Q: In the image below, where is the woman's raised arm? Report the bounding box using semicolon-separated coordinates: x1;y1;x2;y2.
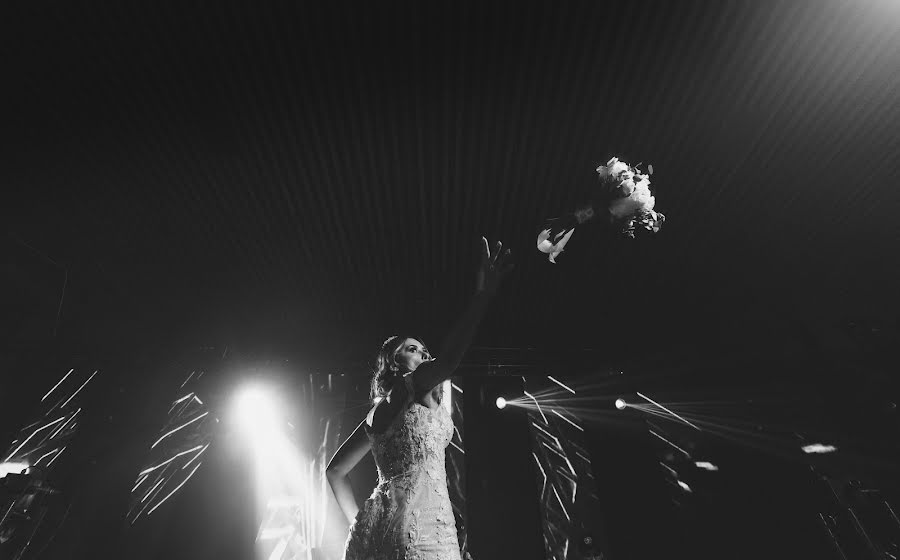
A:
409;237;513;396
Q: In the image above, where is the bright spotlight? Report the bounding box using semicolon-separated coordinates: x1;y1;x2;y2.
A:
0;462;29;479
615;398;627;410
233;385;283;436
495;397;507;410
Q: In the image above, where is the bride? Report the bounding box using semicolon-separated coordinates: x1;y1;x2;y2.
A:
326;237;512;560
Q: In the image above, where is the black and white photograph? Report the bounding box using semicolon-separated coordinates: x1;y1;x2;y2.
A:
3;1;899;559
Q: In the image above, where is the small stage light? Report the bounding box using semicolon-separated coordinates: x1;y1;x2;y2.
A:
615;398;627;410
495;397;507;410
802;443;837;454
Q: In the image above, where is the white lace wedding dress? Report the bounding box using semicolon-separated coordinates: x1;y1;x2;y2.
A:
342;375;461;560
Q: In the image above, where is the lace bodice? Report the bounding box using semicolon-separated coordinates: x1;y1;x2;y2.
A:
369;401;454;482
342;376;461;560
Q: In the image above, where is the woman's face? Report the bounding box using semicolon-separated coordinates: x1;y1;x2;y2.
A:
393;338;431;373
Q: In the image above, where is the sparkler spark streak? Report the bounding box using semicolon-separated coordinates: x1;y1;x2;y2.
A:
539;441;577;477
551;409;584;432
552;484;571;521
150;412;209;449
532;452;547;494
41;369;74;402
636;392;701;431
648;429;690;457
180;371;195;389
659;461;678;477
146;461;203;516
170;392;195;408
46;446;66;467
60;370;98;409
141;478;166;503
523;391;548;423
531;421;557;441
47;408;80;440
140;444;206;476
547;376;576;395
4;416;66;462
449;441;465;454
574;451;591;464
132;474;149;492
34;448;60;466
182;443;210;470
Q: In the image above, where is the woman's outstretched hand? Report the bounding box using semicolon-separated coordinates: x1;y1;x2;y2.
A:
476;236;514;295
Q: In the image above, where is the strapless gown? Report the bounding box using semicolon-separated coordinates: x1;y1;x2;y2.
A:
342;375;461;560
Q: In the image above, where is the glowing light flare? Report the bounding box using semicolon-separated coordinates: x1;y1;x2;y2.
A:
615;398;627;410
802;443;837;454
0;462;30;478
233;386;284;437
496;397;507;409
442;379;452;414
258;526;296;540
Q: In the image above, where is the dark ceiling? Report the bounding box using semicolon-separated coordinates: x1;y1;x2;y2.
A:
4;0;899;376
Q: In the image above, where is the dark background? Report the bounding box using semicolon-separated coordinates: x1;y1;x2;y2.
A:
3;0;899;558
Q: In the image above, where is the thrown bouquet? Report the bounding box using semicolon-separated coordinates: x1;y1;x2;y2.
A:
537;156;666;263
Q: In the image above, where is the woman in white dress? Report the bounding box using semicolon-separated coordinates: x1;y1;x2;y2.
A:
327;238;512;560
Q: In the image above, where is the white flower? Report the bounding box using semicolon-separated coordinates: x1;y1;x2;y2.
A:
609;184;655;219
619;178;636;196
608;159;629;177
